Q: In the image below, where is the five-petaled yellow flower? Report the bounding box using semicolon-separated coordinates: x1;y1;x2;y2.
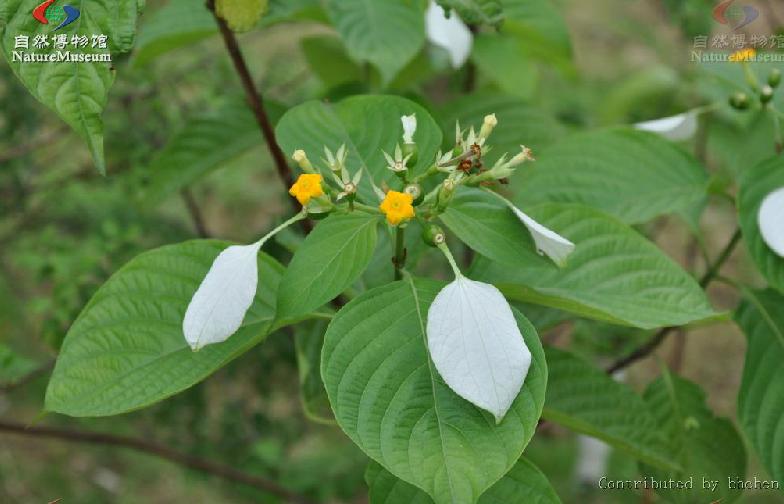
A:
380;190;415;225
289;173;324;205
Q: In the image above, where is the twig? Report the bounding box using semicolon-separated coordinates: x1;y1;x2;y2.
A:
180;188;210;238
0;419;315;504
393;226;406;281
206;0;310;232
606;229;742;374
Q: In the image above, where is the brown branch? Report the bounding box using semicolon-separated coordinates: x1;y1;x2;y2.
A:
180;188;210;238
606;229;742;374
0;419;315;504
206;0;310;232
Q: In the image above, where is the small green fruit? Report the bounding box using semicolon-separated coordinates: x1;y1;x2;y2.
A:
422;224;446;247
729;92;750;110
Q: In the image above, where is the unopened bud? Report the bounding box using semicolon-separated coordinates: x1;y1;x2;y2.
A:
769;68;782;88
292;149;314;173
761;85;775;104
729;92;750;110
479;113;498;140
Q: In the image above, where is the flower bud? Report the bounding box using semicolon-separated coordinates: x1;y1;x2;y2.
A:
402;142;418;166
422;224;446;247
729;92;750;110
760;85;775;104
436;178;457;211
479;113;498;141
292;149;314;173
769;69;782;88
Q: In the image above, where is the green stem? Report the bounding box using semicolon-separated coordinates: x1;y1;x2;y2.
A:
770;105;784;154
393;226;406;281
437;242;463;279
256;211;307;248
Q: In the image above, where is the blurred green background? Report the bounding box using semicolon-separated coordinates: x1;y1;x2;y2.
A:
2;0;784;502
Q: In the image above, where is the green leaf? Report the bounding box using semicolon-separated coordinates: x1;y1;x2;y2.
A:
321;278;547;504
499;0;572;69
301;35;362;90
542;347;677;471
277;213;379;321
45;240;283;417
276;95;443;202
471;33;538;100
132;0;321;66
142;98;284;203
366;457;561;504
738;156;784;293
0;344;39;386
440;187;551;269
471;203;718;329
641;371;747;504
294;319;334;423
132;0;215;67
513;128;709;225
1;0;144;173
435;0;504;25
438;93;565;164
735;288;784;489
325;0;424;85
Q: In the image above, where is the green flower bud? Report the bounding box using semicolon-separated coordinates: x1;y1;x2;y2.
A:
769;69;782;88
422;224;446;247
760;85;775;104
729;92;750;110
402;142;418;167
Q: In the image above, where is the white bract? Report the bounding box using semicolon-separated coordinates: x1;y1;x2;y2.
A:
425;1;472;68
401;114;417;144
427;275;531;423
511;206;575;267
759;187;784;257
183;212;304;351
635;112;698;142
488;190;575;267
183;242;262;351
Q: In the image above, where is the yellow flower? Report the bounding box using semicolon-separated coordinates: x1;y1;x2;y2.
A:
380;191;415;225
289;174;324;205
729;48;756;63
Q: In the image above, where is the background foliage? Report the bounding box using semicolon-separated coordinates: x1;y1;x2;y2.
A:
2;0;784;502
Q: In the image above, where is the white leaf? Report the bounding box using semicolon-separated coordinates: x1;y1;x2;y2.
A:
511;206;576;267
426;277;531;422
183;242;262;351
635;112;698;142
425;1;473;68
759;187;784;257
401;114;417;144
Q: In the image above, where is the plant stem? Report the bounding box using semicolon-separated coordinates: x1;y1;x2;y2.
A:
0;419;315;504
180;188;210;238
437;242;463;279
606;228;742;374
393;226;406;281
206;0;310;231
